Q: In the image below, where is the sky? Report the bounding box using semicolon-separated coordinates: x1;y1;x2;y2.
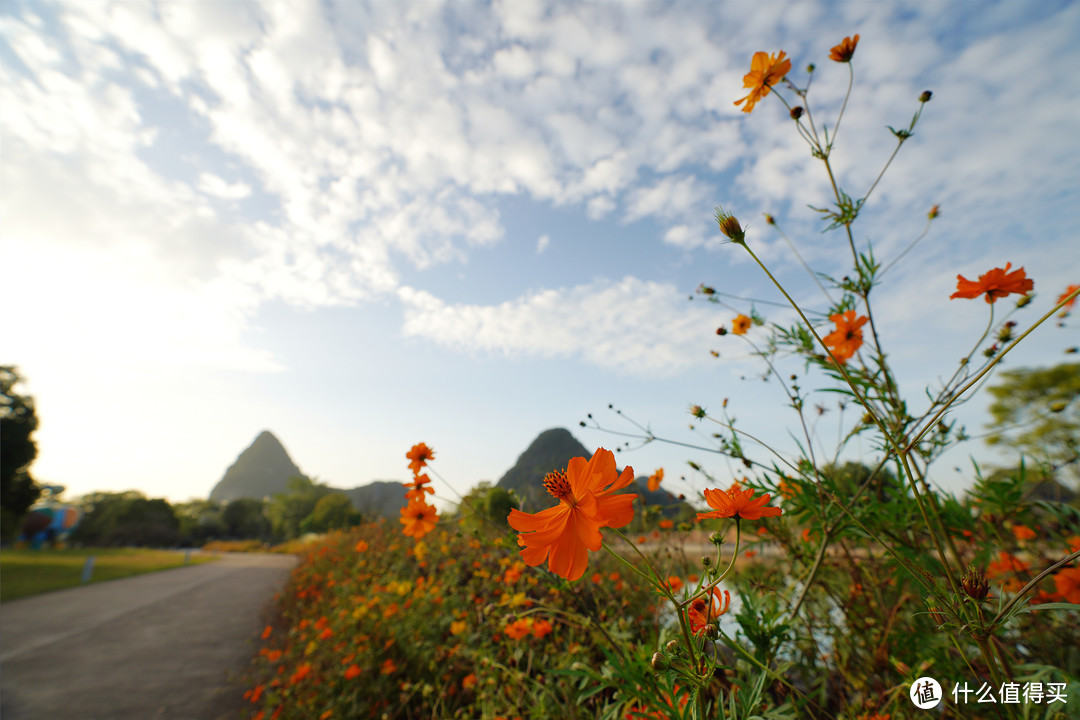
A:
3;1;1078;508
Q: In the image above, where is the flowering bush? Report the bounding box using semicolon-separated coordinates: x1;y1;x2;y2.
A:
242;35;1079;720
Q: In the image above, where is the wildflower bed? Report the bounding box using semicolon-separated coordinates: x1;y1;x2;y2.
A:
243;521;675;720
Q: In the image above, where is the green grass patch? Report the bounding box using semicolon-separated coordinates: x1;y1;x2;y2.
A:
0;548;218;602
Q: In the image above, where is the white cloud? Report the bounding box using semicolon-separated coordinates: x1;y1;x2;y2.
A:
197;173;252;200
536;234;550;254
398;278;718;375
4;0;1078;377
624;174;712;224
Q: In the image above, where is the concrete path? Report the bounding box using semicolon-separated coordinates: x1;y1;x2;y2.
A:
0;552;296;720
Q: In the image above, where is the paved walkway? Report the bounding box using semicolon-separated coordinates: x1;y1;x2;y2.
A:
0;552;296;720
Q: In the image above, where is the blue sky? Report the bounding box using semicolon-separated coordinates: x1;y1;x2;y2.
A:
3;1;1078;506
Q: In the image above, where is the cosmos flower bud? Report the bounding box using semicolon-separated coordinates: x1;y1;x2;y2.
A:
1016;294;1033;308
703;623;719;639
690;405;707;419
928;204;940;219
919;90;933;103
665;640;680;654
651;652;669;671
715;207;746;244
790;106;804;120
961;566;989;602
1050;401;1067;413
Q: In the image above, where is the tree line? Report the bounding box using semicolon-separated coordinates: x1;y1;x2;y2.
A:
2;363;1077;546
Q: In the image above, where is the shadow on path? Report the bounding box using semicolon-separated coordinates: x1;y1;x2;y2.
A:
1;552;296;720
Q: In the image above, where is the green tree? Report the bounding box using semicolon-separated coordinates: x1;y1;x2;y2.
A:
72;491;181;547
1;366;42;539
484;486;520;529
174;499;226;546
302;493;360;534
267;476;334;540
985;362;1080;486
222;497;271;539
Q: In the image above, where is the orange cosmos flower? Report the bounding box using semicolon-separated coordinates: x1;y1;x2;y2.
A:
829;34;860;63
647;468;664;492
503;618;533;640
400;498;438;539
950;263;1034;304
688;587;730;634
404;473;435;502
289;663;312;685
344;664;362;680
732;314;752;335
406;442;435;474
1053;566;1080;604
697;486;782;521
507;448;637;581
822;309;868;364
354;540;369;552
531;618;553;638
1011;524;1036;542
665;575;684;593
1057;284;1079;316
462;673;478;690
659;519;674;530
734;51;792;113
380;658;397;675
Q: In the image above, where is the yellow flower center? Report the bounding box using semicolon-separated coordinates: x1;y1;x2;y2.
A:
543;470;573;501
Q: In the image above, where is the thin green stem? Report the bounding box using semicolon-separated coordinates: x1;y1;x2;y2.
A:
829;64;854;150
906;292;1075;453
683;521;741;608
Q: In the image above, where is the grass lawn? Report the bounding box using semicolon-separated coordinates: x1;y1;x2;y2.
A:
0;547;218;602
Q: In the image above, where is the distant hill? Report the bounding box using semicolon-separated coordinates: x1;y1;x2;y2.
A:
496;428;682;511
209;431;304;503
343;481;408;519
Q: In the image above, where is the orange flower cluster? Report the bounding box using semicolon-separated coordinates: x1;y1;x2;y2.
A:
1053;566;1080;604
735;51;791;113
950;263;1033;304
508;448;637;581
822;309;868;364
401;443;438;539
986;550;1030;593
697;486;782;522
503;616;554;640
